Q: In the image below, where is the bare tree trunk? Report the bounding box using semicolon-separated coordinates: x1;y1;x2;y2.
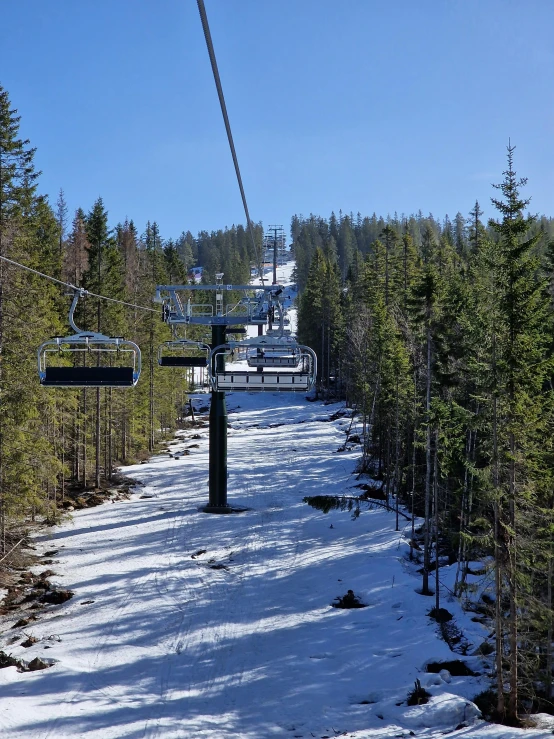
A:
83;389;88;488
492;335;505;717
422;324;432;595
320;322;325;394
507;431;518;722
122;396;127;463
384;428;391;505
149;324;155;452
95;255;101;489
0;190;5;552
394;376;400;532
108;387;113;481
434;428;440;614
74;414;79;481
95;387;101;488
61;414;65;504
547;538;553;703
455;430;471;596
410;370;417;560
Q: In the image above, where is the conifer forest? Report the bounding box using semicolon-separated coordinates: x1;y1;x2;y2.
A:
3;75;554;723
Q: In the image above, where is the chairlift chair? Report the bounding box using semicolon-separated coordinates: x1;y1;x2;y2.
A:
158;339;211;368
210;341;316;392
38;291;141;388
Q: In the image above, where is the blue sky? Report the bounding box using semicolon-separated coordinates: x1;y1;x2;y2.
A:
2;0;553;241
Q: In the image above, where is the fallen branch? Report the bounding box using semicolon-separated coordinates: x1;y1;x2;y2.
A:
0;538;25;565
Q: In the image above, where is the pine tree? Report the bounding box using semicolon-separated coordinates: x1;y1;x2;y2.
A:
56;188;68;264
64;209;89;286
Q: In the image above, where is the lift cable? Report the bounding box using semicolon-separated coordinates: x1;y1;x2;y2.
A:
0;253;158;313
196;0;264;284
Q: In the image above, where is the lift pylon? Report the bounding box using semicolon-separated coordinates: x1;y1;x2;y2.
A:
154;279;315;513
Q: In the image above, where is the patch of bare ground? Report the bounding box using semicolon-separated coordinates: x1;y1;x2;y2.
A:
60;472;142;512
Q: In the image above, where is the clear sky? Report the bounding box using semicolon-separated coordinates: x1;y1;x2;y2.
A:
1;0;553;242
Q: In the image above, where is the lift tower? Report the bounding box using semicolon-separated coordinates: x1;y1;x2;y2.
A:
155;280;294;512
266;225;285;286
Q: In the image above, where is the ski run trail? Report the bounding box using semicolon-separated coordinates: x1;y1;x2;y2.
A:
1;261;554;739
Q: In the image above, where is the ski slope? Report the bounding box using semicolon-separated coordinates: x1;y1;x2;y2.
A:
1;261;553;738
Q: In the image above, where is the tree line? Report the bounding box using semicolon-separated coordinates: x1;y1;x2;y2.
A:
297;150;554;722
0;84;261;551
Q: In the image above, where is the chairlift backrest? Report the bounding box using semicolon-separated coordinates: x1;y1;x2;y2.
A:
42;366;135;387
246;342;301;368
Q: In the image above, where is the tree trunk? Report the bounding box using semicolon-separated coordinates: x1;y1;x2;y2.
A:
434;428;440;614
410;370;417;561
95;388;101;488
149;325;155;452
394;376;400;532
108;387;113;481
547;537;553;703
492;337;505;717
507;431;518;722
422;324;432;595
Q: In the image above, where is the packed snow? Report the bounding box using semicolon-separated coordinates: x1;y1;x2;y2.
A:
1;261;553;738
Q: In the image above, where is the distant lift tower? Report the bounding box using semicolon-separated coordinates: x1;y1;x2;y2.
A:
266;225;285;285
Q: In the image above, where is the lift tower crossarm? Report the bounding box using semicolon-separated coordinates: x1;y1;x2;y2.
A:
155;284;283;293
155;283;286;331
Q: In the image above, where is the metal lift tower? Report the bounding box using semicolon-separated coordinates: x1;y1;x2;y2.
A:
155;279;290;513
265;225;285;285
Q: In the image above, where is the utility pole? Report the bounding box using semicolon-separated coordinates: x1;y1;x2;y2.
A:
95;240;101;488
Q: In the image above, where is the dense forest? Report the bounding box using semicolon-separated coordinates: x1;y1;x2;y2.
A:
296;160;554;721
3;76;554;723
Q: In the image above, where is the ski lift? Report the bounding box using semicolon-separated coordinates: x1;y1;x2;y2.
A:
158;339;211;367
210;341;317;392
38;291;141;387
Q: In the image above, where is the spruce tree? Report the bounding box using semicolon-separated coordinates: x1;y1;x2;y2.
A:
486;144;551;721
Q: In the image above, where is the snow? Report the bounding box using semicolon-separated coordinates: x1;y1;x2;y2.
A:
1;260;553;738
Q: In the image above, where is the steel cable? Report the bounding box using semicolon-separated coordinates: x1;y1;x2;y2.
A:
196;0;265;284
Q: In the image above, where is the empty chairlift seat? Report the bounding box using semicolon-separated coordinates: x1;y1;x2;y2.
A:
246;348;301;368
38;333;141;388
215;370;312;391
157;340;210;368
210;341;317;393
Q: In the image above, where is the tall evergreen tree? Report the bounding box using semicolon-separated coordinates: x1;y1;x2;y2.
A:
486;144;551;721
